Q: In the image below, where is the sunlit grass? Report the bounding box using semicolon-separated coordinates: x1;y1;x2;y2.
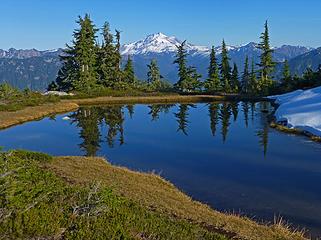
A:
0;150;228;239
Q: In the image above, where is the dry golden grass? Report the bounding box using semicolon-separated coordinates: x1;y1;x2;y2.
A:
47;156;306;240
0;95;234;130
270;122;321;143
66;95;229;106
0;102;79;129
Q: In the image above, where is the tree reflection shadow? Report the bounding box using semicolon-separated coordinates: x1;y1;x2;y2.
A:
69;101;272;156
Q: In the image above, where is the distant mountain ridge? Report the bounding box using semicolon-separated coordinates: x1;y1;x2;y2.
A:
0;33;317;90
0;48;63;59
120;33;313;82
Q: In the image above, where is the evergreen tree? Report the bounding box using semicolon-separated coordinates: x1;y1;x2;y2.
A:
174;41;188;91
249;59;258;95
185;66;202;91
173;41;201;92
241;56;250;94
147;59;162;89
204;46;220;92
114;30;122;83
98;22;118;87
231;63;240;93
55;45;78;91
281;59;292;90
53;15;98;92
47;81;58;91
257;21;275;95
73;14;99;91
123;55;135;84
219;40;231;92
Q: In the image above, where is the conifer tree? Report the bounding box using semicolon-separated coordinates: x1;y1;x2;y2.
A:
174;42;201;92
186;66;202;91
114;30;122;83
52;15;98;92
219;40;231;93
123;55;135;84
249;59;258;94
147;59;162;89
73;14;99;91
98;22;118;87
231;63;240;93
241;56;250;94
204;46;220;92
47;81;58;91
174;41;188;91
55;44;78;91
257;21;275;95
281;59;292;90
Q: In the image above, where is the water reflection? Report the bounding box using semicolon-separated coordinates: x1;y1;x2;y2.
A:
70;108;101;156
208;103;219;136
256;102;274;156
70;105;125;156
69;102;273;156
3;101;321;235
149;104;174;121
174;104;196;135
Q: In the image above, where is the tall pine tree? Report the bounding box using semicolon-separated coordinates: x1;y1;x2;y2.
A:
249;59;258;95
147;59;162;90
257;21;275;95
123;55;135;85
55;44;77;91
219;40;231;93
174;41;188;92
98;22;118;87
241;56;250;94
231;63;240;93
204;46;220;92
53;14;98;92
114;30;122;83
281;59;292;90
73;14;99;91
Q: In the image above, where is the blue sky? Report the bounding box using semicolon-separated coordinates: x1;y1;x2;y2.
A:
1;0;321;50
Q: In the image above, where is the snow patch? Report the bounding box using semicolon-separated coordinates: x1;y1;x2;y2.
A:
268;86;321;137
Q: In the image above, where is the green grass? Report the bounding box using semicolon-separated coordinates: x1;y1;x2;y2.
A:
61;87;178;100
0;84;60;112
0;150;227;239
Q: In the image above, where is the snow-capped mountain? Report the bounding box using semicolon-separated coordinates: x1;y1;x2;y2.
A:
120;34;312;83
120;32;212;56
0;33;315;90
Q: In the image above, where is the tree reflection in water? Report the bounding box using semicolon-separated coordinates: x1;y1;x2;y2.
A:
208;103;219;136
174;104;196;135
69;101;272;156
219;103;232;143
148;104;174;121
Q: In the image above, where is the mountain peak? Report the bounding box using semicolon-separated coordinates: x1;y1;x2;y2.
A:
120;32;181;55
120;32;210;55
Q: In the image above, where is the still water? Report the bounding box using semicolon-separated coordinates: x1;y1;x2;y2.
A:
1;102;321;236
